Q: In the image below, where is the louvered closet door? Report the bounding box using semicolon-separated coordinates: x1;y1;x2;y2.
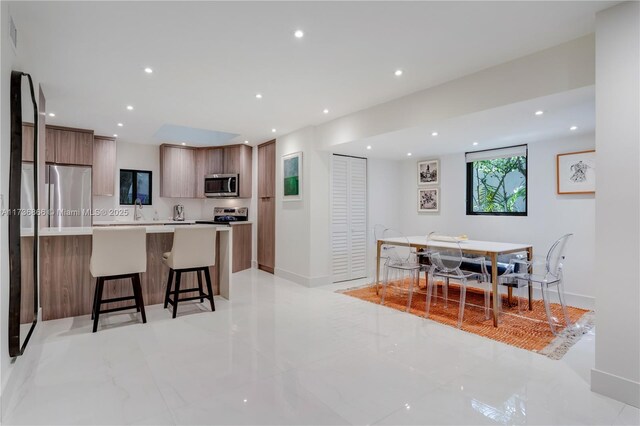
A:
331;155;367;282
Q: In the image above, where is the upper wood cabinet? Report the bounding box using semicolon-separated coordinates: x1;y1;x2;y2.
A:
223;145;252;198
46;125;93;166
22;123;35;162
160;144;197;198
92;136;116;196
258;140;276;198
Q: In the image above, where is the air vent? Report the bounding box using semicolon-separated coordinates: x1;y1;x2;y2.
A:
9;16;17;49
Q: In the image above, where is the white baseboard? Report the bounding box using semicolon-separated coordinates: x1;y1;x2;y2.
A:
591;368;640;408
274;268;330;288
251;260;258;269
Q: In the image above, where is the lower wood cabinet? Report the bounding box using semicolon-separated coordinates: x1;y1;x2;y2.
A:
232;223;252;273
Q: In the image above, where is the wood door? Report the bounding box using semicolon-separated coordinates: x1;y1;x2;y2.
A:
232;223;252;272
53;127;93;166
159;144;197;198
92;136;116;196
205;148;224;174
258;140;276;273
223;145;240;174
22;123;34;162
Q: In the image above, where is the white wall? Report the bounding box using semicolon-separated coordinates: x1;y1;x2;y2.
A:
592;1;640;407
396;134;596;308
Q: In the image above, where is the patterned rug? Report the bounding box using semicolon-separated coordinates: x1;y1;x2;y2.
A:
339;278;594;359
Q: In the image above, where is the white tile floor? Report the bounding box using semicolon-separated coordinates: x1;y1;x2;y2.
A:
3;269;638;425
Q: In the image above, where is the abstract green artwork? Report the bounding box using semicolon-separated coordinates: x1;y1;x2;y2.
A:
282;152;302;200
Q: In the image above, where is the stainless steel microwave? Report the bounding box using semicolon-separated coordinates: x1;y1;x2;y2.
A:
204;174;239;197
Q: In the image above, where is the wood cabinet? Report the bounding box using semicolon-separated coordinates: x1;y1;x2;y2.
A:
160;144;197;198
257;140;276;273
232;223;252;273
223;145;252;198
22;123;34;162
195;148;224;198
45;125;93;166
92;136;116;196
258;140;276;197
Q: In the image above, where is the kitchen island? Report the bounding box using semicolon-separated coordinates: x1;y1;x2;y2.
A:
39;225;231;320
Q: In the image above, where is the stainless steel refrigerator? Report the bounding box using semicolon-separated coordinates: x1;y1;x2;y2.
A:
46;164;92;227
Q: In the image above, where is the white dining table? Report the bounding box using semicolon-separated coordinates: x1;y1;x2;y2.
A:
376;236;533;327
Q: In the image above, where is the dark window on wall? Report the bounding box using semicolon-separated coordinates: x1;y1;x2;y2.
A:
466;145;527;216
119;169;152;205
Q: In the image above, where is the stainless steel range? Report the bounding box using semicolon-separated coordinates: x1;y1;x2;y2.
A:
196;207;248;225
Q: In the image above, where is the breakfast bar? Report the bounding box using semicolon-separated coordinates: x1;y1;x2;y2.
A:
39;225;230;320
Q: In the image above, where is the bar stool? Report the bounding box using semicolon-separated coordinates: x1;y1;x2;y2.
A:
90;227;147;333
163;226;216;318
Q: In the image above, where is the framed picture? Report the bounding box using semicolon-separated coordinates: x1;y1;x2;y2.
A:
557;150;595;194
418;159;439;185
418;187;439;212
282;151;302;201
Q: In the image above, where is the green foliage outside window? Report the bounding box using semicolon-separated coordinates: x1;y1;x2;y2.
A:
470;156;527;214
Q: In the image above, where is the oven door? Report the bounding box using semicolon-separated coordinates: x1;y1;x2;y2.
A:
205;174;238;197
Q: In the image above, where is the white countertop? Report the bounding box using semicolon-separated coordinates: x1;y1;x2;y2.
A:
93;219;198;226
39;224;230;237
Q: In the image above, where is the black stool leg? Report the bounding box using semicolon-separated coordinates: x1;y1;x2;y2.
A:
172;271;182;318
91;278;99;320
197;270;205;303
164;269;174;309
203;267;215;312
92;277;104;333
132;273;147;324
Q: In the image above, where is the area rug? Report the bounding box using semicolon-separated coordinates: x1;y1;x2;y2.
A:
339;279;594;359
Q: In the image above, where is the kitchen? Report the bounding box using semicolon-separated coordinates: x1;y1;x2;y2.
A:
23;120;269;322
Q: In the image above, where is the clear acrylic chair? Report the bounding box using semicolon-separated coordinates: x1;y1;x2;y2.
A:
425;241;491;328
499;234;573;335
379;229;422;312
372;224;390;292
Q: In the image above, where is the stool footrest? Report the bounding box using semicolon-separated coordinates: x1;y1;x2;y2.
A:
100;295;136;304
166;294;211;305
99;305;139;315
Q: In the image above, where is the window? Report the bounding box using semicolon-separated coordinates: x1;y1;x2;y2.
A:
119;169;152;205
466;145;527;216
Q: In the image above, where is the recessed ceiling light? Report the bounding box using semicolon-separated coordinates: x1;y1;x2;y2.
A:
181;142;186;146
431;132;438;137
126;105;134;111
144;67;153;74
473;142;479;146
366;145;372;150
407;152;412;156
394;69;403;77
323;109;329;114
113;134;118;138
117;123;123;127
244;140;249;144
570;126;578;131
271;128;277;133
535;110;544;116
294;30;304;38
48;112;55;117
255;93;262;99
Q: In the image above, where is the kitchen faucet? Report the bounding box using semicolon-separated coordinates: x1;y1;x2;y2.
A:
134;198;143;221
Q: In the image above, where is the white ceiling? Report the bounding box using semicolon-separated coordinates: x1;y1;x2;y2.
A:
10;1;612;146
332;86;595;160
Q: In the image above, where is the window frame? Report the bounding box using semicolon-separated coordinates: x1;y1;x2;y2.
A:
465;144;528;217
119;168;153;206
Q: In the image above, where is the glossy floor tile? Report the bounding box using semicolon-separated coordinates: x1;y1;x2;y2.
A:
3;269;636;425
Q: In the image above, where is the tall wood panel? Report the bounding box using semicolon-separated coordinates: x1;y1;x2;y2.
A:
257;140;276;273
92;136;116;196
